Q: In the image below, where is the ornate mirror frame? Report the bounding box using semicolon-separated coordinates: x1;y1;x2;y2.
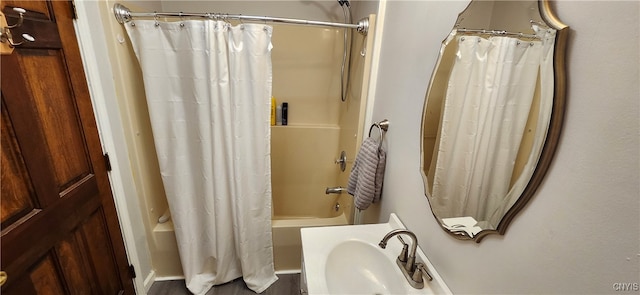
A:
420;0;569;242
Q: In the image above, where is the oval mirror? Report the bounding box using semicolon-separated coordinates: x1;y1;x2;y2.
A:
420;0;569;242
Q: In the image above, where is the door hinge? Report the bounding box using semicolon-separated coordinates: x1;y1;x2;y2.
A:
128;265;136;279
69;0;78;19
103;153;112;171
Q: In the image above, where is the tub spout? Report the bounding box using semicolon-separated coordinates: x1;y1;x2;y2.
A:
325;187;346;194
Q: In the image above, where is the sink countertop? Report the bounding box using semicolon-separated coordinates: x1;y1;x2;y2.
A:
301;213;452;295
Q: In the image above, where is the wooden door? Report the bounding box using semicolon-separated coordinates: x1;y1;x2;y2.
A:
0;0;135;294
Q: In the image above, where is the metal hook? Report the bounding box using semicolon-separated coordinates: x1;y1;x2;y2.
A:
1;29;35;47
222;13;233;27
1;8;35;48
6;7;25;29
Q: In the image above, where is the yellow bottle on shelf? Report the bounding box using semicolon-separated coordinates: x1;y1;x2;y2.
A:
270;96;276;126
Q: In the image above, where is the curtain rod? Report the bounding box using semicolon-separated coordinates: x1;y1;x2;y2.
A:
113;3;369;36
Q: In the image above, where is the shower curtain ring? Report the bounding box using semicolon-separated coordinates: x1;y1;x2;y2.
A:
154;12;159;26
179;12;185;27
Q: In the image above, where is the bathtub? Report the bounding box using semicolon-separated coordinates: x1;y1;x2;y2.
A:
151;124;355;277
272;212;349;272
149;204;351;279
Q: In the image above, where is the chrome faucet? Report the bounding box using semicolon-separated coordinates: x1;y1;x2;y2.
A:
325;186;346;194
379;229;433;289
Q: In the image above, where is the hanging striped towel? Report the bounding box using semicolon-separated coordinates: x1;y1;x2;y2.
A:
347;137;387;210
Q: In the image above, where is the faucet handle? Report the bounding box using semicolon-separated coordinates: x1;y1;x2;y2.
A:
397;236;408;263
412;262;433;283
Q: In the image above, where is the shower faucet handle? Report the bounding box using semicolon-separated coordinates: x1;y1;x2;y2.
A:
334;151;347;172
325;187;346;194
336;151;347;172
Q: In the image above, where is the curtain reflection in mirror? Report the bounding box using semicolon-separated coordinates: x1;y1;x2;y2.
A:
428;27;556;228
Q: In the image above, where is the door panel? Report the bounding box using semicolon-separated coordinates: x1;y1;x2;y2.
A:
30;255;66;295
0;101;37;228
19;49;91;190
54;232;96;295
1;1;134;293
80;209;124;294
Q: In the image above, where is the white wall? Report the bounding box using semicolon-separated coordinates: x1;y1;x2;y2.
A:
371;0;640;294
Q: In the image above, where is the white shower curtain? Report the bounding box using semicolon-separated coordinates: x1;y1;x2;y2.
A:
125;20;277;294
431;34;544;222
486;26;557;226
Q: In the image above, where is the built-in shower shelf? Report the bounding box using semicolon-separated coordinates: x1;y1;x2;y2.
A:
153;219;175;232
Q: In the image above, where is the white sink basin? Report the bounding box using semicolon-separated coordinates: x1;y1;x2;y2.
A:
325;240;405;294
301;214;452;295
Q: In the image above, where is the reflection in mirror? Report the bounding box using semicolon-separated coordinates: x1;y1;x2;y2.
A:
420;0;568;241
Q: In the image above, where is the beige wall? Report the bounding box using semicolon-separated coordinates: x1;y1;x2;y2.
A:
271;125;342;218
269;24;344;219
272;25;342;125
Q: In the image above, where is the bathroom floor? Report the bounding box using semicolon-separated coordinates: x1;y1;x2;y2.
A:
148;274;300;295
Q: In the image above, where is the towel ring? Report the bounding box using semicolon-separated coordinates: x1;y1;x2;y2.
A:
368;119;389;148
